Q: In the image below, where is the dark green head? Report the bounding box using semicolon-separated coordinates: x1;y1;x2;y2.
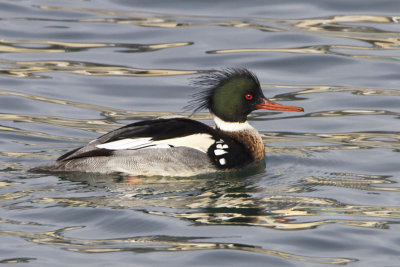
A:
187;68;263;122
186;68;303;123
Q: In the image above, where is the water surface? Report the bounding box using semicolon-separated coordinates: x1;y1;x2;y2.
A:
1;0;400;266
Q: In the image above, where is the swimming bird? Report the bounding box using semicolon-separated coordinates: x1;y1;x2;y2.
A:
35;68;303;176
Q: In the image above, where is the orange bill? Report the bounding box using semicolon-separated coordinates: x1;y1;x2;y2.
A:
255;98;304;112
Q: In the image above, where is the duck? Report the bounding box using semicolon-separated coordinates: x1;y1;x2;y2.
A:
34;68;303;177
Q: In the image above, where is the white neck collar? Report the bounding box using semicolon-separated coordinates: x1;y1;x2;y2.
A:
213;116;254;132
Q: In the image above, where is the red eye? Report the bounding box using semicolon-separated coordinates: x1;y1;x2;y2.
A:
245;94;253;100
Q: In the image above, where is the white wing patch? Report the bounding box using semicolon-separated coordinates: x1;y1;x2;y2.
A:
96;137;153;150
96;134;214;153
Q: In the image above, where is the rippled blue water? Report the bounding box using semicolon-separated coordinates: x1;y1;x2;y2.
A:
1;0;400;266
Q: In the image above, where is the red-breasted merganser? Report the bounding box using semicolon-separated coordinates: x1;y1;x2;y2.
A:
34;68;303;176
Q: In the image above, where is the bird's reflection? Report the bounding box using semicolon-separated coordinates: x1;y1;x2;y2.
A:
49;159;400;231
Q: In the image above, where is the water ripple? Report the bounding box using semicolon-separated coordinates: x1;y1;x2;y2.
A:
208;45;400;63
0;60;197;78
0;225;356;264
0;39;193;53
